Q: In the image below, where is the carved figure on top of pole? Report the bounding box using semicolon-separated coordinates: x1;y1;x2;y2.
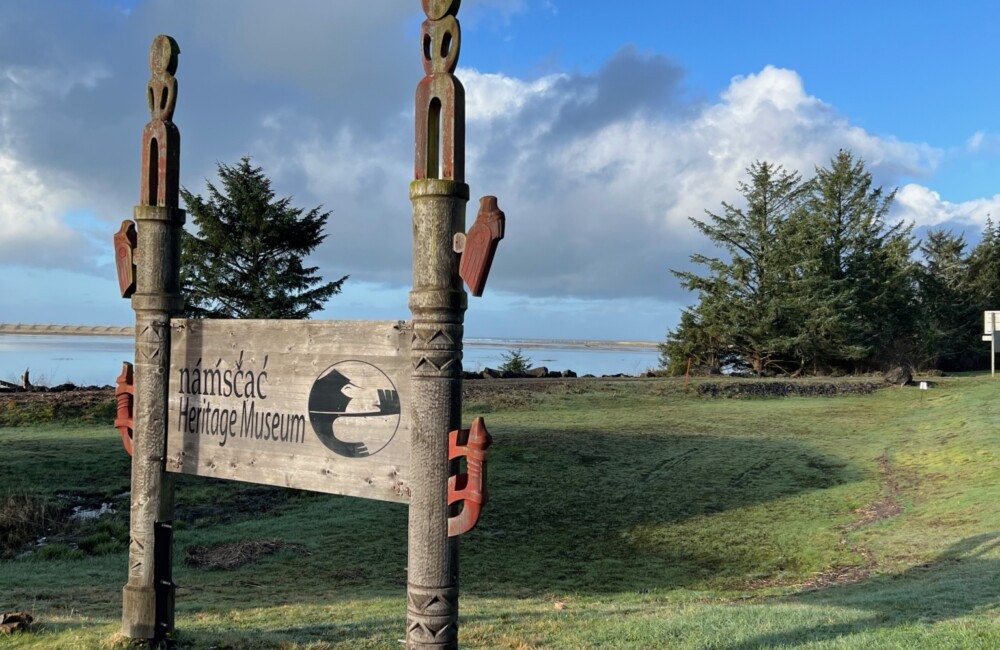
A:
121;34;185;643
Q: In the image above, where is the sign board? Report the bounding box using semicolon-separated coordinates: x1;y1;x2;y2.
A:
983;311;1000;341
165;319;412;503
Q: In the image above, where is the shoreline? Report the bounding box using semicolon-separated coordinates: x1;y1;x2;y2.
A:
0;324;660;351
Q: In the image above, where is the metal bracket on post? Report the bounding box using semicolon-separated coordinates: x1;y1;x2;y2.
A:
447;417;492;537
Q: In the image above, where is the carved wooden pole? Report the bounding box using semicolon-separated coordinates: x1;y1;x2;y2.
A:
407;1;467;647
122;34;184;642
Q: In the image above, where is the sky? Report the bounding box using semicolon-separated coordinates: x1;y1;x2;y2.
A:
1;0;999;342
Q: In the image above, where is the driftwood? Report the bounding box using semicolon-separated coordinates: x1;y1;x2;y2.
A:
0;611;33;634
0;379;24;392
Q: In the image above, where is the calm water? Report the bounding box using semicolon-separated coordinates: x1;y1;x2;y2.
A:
0;335;660;387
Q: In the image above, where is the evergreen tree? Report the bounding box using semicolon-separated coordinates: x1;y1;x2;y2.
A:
915;229;980;370
967;218;1000;311
790;150;914;372
659;302;740;375
966;218;1000;368
180;157;347;319
666;161;806;374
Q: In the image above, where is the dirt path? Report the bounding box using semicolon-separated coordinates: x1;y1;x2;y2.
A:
799;449;904;590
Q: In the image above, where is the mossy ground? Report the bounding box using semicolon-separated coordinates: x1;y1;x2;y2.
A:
1;376;996;648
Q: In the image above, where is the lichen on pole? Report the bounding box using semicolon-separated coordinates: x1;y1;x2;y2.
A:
407;0;468;647
121;33;185;642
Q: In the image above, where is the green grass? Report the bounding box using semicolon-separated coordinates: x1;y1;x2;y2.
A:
1;376;997;648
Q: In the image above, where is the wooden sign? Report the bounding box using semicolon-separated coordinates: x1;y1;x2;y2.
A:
165;319;413;503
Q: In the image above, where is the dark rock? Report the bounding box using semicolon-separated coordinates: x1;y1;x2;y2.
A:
547;371;562;378
463;371;480;380
883;366;912;386
561;370;577;378
501;370;520;379
50;383;77;393
481;368;501;379
697;381;883;399
526;367;549;378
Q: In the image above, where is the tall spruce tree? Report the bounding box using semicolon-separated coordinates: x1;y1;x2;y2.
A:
967;218;1000;312
916;229;980;370
789;150;915;372
180;157;347;319
665;161;806;374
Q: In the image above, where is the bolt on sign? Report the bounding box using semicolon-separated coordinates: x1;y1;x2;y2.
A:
165;319;413;503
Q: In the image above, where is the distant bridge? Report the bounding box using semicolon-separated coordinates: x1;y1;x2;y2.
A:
0;324;132;337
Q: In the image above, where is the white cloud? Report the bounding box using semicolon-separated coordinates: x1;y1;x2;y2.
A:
965;130;1000;155
0;151;94;269
893;183;1000;228
445;63;942;299
0;2;961;308
464;70;565;123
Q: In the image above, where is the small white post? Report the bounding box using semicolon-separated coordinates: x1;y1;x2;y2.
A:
992;313;996;378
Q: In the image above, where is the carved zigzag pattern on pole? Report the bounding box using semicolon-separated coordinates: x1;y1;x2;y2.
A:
412;328;461;371
407;589;458;641
413;355;458;371
411;328;456;346
407;591;457;613
406;620;455;642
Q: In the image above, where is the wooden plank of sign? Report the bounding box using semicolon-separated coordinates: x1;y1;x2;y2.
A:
165;319;413;503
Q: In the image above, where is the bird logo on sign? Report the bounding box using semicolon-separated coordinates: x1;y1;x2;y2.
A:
308;361;401;458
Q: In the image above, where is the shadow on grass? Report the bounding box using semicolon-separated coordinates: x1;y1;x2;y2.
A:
725;534;1000;650
4;419;871;640
460;424;864;595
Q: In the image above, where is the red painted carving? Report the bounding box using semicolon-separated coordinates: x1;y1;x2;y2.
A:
415;0;464;181
140;35;181;208
114;220;138;298
460;196;505;296
115;362;135;456
447;417;492;537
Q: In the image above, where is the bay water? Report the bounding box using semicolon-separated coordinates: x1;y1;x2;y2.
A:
0;334;660;387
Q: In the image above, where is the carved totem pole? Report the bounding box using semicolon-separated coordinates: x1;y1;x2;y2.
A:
408;0;505;645
120;34;184;642
407;1;467;646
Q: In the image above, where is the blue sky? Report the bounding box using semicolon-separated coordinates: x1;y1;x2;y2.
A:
1;1;998;342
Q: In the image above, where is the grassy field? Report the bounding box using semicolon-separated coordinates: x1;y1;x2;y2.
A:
0;376;997;649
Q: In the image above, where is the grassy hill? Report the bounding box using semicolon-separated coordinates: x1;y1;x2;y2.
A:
1;376;997;648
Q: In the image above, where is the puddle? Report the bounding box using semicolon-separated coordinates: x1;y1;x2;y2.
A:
70;502;116;520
